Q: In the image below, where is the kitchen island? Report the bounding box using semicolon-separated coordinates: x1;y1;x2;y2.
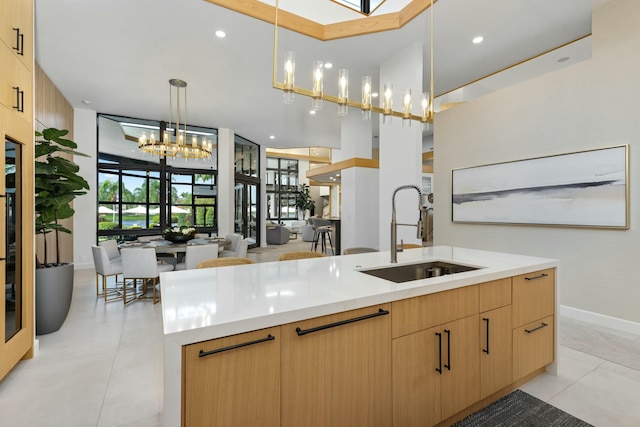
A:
161;246;558;427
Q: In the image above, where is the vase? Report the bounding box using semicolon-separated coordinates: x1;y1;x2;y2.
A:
164;234;195;243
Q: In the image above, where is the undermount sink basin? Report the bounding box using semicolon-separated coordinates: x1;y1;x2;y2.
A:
359;261;482;283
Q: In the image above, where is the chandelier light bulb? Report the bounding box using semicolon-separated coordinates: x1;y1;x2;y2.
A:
337;68;349;117
361;76;372;121
312;60;323;111
402;88;412;127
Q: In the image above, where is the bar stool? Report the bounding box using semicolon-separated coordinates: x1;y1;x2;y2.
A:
310;218;334;255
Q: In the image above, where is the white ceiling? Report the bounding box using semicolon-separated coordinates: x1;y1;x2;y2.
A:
34;0;612;150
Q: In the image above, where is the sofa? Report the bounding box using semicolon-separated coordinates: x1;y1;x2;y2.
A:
266;224;290;245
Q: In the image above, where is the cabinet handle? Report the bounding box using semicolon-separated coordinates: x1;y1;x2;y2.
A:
525;322;548;334
444;329;451;371
295;308;389;336
13;28;24;56
13;87;24;112
524;273;548;281
198;334;275;358
435;332;442;374
482;317;490;354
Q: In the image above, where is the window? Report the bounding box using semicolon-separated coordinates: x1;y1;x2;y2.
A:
266;157;299;221
97;114;219;240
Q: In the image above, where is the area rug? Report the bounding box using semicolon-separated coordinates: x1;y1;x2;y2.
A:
452;390;593;427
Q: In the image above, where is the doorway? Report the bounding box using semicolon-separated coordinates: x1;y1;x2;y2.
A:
234;179;259;247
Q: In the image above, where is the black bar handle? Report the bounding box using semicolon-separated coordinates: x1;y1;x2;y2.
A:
13;87;24;112
444;329;451;370
295;308;389;336
482;317;490;354
525;273;548;281
198;334;275;358
435;332;442;374
525;322;548;334
13;28;23;55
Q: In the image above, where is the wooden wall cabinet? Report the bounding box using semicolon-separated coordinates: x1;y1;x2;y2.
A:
0;0;34;382
0;0;33;70
281;305;392;427
182;327;281;427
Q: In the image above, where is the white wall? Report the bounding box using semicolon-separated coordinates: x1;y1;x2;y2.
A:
73;108;98;269
435;0;640;323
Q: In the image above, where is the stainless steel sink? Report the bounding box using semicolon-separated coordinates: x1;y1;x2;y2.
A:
358;261;482;283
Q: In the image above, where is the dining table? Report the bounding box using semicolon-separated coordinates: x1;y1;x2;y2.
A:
119;237;231;262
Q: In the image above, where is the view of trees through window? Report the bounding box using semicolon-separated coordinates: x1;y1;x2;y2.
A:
97;114;218;240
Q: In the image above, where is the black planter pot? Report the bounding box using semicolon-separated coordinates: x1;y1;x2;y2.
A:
35;263;74;335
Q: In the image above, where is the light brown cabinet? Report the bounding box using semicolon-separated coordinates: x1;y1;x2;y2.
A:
182;327;281;427
0;0;33;71
180;270;556;427
281;305;392;427
0;0;34;382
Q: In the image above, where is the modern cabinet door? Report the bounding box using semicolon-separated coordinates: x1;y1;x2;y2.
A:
393;326;441;427
393;315;480;427
182;327;281;427
440;315;480;421
281;305;392;427
0;0;33;70
480;305;512;398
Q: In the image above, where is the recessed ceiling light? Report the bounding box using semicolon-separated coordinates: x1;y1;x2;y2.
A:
269;135;275;140
324;62;333;69
215;30;226;38
336;173;340;177
472;36;484;44
372;92;379;98
82;100;92;105
309;110;316;115
557;56;570;63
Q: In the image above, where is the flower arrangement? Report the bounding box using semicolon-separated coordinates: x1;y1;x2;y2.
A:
163;226;196;242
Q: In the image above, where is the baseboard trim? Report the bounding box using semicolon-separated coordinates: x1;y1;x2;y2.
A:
560;305;640;336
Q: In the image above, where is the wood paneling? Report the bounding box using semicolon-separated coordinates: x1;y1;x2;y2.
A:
34;62;74;264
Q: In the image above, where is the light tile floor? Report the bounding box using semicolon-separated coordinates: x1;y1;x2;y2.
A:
0;239;638;426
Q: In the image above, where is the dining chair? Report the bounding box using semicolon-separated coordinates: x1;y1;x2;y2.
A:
175;244;219;271
219;234;244;258
279;251;324;261
342;247;379;255
120;248;174;304
137;235;177;265
98;239;121;262
196;257;255;269
91;245;123;301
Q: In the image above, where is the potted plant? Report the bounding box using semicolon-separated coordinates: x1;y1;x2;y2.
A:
295;183;315;220
35;128;90;335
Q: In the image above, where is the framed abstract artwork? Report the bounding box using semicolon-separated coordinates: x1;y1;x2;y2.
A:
451;145;629;228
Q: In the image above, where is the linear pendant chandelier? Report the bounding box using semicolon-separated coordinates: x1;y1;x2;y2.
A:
272;0;435;125
138;79;213;159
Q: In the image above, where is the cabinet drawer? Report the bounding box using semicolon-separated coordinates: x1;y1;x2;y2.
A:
512;269;554;328
183;327;281;427
392;286;478;338
513;315;554;381
479;277;511;312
